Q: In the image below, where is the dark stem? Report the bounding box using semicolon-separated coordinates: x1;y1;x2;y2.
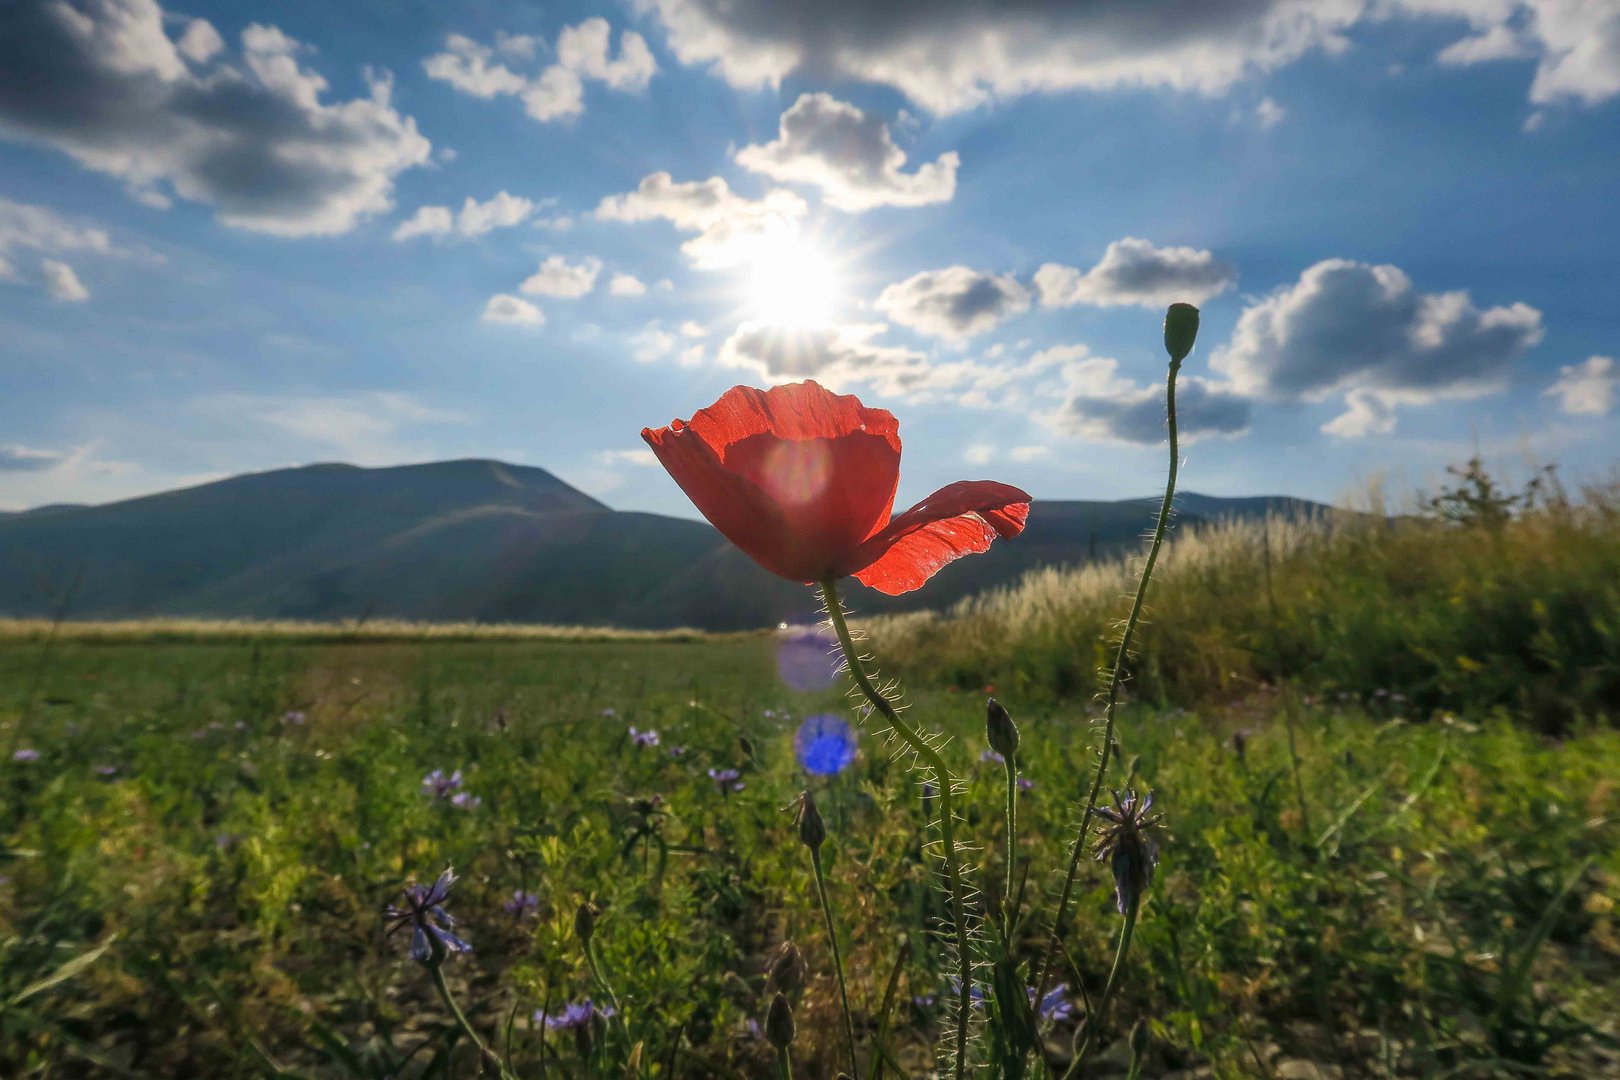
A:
810;846;861;1079
1064;897;1139;1080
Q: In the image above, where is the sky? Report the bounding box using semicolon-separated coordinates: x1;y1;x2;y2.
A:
1;0;1618;518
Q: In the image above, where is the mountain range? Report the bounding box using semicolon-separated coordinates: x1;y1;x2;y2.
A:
0;460;1326;630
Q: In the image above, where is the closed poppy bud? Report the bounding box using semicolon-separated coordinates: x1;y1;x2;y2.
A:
796;791;825;851
766;992;796;1049
1164;303;1200;365
574;901;596;944
766;941;807;995
986;697;1019;759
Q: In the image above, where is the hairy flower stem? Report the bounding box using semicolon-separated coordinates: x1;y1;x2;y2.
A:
1003;756;1020;937
426;939;518;1080
1064;896;1139;1080
810;846;861;1079
822;580;973;1080
1032;349;1183;1016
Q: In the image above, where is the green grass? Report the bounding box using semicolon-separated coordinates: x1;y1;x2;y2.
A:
3;627;1618;1077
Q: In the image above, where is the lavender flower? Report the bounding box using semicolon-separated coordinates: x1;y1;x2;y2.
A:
629;726;660;748
1093;788;1164;914
450;791;481;811
707;767;744;792
1030;983;1074;1023
979;748;1005;765
12;748;39;762
384;868;471;964
539;999;615;1030
422;768;463;800
1017;776;1035;792
948;977;988;1010
503;890;540;917
795;714;857;776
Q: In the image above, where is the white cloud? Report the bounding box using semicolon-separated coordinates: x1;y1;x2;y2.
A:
424;19;656;124
0;445;68;472
41;260;89;301
393;191;535;241
1396;0;1620;107
631;328;677;363
190;391;469;466
963;443;995;465
176;18;224;64
1009;445;1051;462
1255;96;1288;127
608;272;647;296
1321;388;1398;437
679;320;707;337
875;266;1030;338
0;0;431;236
735;93;958;211
1543;355;1618;415
1211;258;1544;435
595;172;807;269
520;255;601;298
1050;356;1252;444
1036;237;1236;309
599;448;658;466
482;294;545;325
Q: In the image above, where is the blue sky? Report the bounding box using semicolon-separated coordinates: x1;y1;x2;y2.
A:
2;0;1618;517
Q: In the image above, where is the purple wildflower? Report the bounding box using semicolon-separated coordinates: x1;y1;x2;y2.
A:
384;868;471;964
979;748;1005;765
1017;777;1035;792
707;767;744;792
1093;789;1164;914
422;769;463;800
1029;983;1074;1023
667;745;687;758
282;710;307;725
13;748;39;762
795;714;857;776
948;977;988;1010
450;791;482;810
540;999;615;1031
503;890;540;917
911;993;938;1010
629;726;660;748
94;763;120;777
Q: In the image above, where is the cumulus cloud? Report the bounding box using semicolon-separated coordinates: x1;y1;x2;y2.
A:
735;93;958;211
0;445;68;472
1395;0;1620;107
599;448;658;466
424;18;655;124
482;294;544;325
1321;388;1398;437
1543;355;1618;416
1036;237;1236;309
520;255;601;298
1211;258;1544;435
875;266;1031;338
608;272;647;296
1051;355;1252;444
718;321;933;393
595;172;807;269
631;328;677;363
644;0;1362;114
40;259;89;301
1255;96;1288;127
393;191;535;241
0;0;431;236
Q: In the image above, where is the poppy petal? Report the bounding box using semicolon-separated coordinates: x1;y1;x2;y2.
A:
842;481;1031;595
643;381;902;582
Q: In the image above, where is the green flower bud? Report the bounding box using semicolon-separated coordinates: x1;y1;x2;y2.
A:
766;940;807;995
765;992;796;1049
796;791;825;851
1164;303;1200;365
986;697;1019;759
574;901;596;944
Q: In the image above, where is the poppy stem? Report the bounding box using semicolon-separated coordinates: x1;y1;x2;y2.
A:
822;580;975;1080
809;845;861;1080
1032;326;1186;1028
1003;754;1019;937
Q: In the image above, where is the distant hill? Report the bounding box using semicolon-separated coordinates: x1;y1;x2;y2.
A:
0;460;1331;630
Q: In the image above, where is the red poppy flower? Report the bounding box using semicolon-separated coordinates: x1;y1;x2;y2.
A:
642;380;1031;595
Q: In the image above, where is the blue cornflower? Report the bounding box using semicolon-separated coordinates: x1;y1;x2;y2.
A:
795;714;857;776
1029;983;1074;1023
707;767;744;792
1017;776;1035;792
503;890;540;917
384;868;471;964
948;977;988;1010
629;726;660;748
1093;789;1164;914
450;790;481;810
979;748;1005;765
540;999;615;1030
422;768;462;800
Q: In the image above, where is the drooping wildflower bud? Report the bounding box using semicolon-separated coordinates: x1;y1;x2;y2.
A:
1163;302;1200;365
765;992;796;1049
1092;788;1165;915
574;901;596;944
766;941;807;995
796;790;825;851
986;697;1019;760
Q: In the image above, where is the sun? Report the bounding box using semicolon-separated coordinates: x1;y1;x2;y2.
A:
743;231;843;329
